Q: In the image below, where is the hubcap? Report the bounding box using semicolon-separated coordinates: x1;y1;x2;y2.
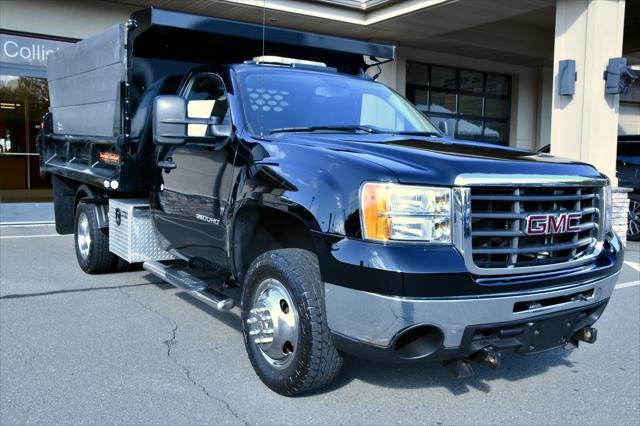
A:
77;212;91;259
246;278;298;369
628;200;640;238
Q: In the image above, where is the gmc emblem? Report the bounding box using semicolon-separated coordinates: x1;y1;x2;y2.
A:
525;212;582;235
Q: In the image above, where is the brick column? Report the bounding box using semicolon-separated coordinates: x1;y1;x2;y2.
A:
612;187;632;245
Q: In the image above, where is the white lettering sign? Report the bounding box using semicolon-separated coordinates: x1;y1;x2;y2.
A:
0;33;72;67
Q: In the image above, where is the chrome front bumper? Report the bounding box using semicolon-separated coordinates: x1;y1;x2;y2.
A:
325;271;620;349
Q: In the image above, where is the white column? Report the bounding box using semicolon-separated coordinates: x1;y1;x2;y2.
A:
369;57;401;93
550;0;626;184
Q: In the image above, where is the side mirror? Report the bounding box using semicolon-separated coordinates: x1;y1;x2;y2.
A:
153;95;232;146
210;124;231;138
437;120;449;135
153;95;188;146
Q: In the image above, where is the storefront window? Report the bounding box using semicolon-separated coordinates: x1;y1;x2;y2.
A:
406;61;511;145
0;33;73;202
0;75;51;199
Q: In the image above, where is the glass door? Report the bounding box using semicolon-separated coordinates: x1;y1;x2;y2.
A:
0;75;51;202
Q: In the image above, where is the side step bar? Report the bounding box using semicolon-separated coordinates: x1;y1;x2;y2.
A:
143;261;234;311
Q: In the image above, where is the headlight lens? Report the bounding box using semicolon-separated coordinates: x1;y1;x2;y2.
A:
604;184;613;234
360;182;452;243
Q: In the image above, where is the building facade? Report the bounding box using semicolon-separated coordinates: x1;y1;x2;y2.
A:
0;0;638;203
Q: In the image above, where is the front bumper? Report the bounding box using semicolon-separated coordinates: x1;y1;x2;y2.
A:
325;270;620;362
312;231;623;298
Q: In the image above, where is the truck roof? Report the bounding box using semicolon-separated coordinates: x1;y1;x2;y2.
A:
228;61;368;79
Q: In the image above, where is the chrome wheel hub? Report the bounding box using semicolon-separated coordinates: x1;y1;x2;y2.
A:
77;212;91;259
246;278;298;369
628;200;640;238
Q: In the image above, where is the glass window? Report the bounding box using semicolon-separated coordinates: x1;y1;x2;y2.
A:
0;75;51;197
485;98;509;119
413;89;428;112
484;121;509;142
361;94;401;130
429;91;456;114
237;68;439;136
459;95;483;116
486;73;509;95
457;118;484;140
186;73;229;136
428;115;455;137
460;70;483;92
430;66;457;89
406;62;429;86
406;61;511;145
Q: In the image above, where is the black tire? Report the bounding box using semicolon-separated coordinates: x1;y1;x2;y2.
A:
74;203;116;274
241;249;343;396
628;195;640;242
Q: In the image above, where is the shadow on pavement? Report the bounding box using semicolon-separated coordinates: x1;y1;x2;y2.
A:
321;349;576;396
144;274;581;396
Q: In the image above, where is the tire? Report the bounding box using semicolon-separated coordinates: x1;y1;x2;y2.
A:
628;195;640;242
241;249;343;396
74;203;116;274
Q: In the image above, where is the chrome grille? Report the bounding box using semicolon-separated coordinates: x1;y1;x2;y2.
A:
469;186;601;269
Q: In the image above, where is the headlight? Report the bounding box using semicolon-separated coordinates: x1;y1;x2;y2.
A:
604;184;613;234
360;182;452;243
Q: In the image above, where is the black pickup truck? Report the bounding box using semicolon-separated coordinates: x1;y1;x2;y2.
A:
39;8;624;396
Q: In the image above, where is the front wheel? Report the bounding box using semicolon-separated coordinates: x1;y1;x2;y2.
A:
241;249;343;396
74;203;116;274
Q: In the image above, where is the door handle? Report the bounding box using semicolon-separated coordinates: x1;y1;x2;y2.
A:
158;160;176;170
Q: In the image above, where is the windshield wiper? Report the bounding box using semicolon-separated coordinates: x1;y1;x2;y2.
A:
268;126;440;137
269;125;383;134
393;131;441;137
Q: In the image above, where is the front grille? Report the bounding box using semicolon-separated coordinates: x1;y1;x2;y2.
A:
469;186;601;269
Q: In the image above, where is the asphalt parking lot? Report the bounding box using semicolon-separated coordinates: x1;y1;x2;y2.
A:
1;224;639;425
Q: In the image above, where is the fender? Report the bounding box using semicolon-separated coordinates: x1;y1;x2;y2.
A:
248;139;399;237
229;193;322;281
228;140;398;281
75;184;109;229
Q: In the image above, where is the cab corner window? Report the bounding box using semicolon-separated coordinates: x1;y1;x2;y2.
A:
185;73;229;137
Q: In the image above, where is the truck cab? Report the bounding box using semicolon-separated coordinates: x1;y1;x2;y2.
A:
39;8;624;396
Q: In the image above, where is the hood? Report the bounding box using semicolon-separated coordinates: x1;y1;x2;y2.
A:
269;133;604;186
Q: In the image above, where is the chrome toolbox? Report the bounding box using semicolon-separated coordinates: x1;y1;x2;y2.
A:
108;199;176;263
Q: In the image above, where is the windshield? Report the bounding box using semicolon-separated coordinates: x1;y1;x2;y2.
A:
236;67;440;136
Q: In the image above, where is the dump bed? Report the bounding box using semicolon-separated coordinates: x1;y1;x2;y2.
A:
39;7;395;193
47;24;126;138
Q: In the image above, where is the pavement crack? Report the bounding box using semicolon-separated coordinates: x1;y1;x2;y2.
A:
118;287;250;426
0;281;168;300
163;324;250;426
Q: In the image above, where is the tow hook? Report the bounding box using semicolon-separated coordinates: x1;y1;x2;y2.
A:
444;347;502;378
566;326;598;350
443;359;475;378
574;326;598;344
471;347;501;370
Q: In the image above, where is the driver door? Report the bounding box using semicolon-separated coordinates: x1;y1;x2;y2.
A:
151;72;236;271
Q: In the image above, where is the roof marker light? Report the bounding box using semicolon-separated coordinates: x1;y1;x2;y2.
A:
252;56;327;67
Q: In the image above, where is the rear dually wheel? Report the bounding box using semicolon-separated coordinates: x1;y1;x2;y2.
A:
74;203;116;274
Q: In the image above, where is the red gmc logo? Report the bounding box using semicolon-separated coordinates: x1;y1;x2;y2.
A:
525;212;582;235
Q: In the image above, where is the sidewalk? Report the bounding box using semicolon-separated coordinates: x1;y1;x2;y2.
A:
0;203;55;225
